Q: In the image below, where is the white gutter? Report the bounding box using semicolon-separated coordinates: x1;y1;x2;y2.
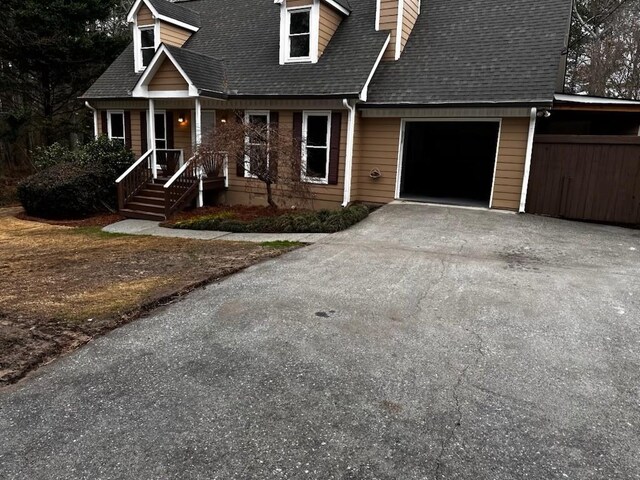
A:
342;98;357;207
519;107;537;213
85;101;99;139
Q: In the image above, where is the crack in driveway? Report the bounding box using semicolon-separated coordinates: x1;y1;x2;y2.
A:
434;327;486;479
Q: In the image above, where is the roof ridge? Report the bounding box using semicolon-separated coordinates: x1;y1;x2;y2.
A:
165;44;226;63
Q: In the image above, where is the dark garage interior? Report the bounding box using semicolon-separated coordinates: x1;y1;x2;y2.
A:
400;121;500;206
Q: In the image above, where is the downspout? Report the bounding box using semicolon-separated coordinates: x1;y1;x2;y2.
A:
519;107;538;213
85;101;99;139
342;98;356;207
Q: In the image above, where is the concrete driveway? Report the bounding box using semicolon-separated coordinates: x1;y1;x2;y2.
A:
1;203;639;479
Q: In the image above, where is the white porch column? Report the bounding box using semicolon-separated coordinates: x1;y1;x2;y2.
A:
148;98;157;179
194;97;202;146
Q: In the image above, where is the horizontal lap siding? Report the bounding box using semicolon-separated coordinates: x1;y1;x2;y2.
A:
149;59;189;91
353;116;401;204
137;5;154;25
379;0;399;60
401;0;420;52
318;4;342;57
130;110;142;157
492;117;529;210
225;110;346;209
173;111;192;156
287;0;313;7
160;22;191;47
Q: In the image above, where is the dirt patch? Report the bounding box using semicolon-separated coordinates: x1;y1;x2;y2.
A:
15;211;125;228
165;204;311;225
0;216;297;387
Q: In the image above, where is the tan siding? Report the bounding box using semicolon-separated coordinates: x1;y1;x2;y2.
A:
287;0;313;7
130;110;142;157
401;0;420;52
353;116;401;204
225;109;346;209
148;58;189;91
160;22;191;47
172;110;193;156
379;0;399;60
137;4;154;25
318;3;342;57
97;110;105;136
491;117;529;211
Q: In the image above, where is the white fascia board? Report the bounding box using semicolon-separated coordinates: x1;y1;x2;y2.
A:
554;93;640;105
323;0;350;16
127;0;199;32
360;34;391;102
395;0;404;60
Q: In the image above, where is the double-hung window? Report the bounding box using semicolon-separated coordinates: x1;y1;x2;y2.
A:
302;112;331;184
140;26;156;69
107;111;126;145
287;8;311;61
244;111;270;178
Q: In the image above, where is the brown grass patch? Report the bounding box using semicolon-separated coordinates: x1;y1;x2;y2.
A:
0;216;297;387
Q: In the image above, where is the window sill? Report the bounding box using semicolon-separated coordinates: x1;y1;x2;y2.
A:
285;57;314;64
301;177;329;185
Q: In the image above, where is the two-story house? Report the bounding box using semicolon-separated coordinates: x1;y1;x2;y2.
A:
82;0;573;220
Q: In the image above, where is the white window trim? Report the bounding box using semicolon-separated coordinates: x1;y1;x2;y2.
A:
301;111;331;185
244;110;271;179
107;110;126;144
280;2;320;65
133;16;160;73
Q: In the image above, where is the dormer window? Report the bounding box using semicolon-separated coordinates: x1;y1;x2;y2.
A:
140;27;156;67
279;1;320;64
288;9;311;60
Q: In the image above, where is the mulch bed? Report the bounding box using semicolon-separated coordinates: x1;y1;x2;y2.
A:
15;211;125;228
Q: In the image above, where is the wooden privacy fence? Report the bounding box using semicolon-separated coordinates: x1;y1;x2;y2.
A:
526;135;640;225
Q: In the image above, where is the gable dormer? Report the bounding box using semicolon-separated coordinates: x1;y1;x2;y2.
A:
275;0;350;65
376;0;421;60
127;0;201;73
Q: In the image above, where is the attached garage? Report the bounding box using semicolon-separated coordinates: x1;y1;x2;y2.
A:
398;121;500;207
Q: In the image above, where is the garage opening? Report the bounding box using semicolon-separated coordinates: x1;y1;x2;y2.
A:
400;121;500;207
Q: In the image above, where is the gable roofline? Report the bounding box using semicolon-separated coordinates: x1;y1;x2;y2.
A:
127;0;200;32
273;0;351;16
131;44;199;97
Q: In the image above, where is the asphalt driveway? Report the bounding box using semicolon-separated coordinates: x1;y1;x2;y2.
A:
1;203;639;479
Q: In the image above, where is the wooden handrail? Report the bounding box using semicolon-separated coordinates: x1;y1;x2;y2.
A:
163;156;200;219
116;149;154;211
116;149;153;184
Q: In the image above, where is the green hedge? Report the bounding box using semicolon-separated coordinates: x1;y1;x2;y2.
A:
17;163;109;219
173;204;370;233
18;137;133;218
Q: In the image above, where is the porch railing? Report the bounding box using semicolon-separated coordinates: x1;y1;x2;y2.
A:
116;149;154;211
156;149;183;177
163;155;200;219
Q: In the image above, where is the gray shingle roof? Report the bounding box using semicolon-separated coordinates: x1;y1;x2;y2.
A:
149;0;201;28
366;0;573;106
84;0;572;106
84;0;386;99
165;45;226;96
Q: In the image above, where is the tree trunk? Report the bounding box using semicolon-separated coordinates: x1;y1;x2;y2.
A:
265;181;277;209
41;67;54;146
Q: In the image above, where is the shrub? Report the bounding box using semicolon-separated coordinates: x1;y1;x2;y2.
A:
19;137;134;218
17;163;109;219
31;143;85;171
173;204;370;233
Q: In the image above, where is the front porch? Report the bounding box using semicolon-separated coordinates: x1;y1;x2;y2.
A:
113;100;229;220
